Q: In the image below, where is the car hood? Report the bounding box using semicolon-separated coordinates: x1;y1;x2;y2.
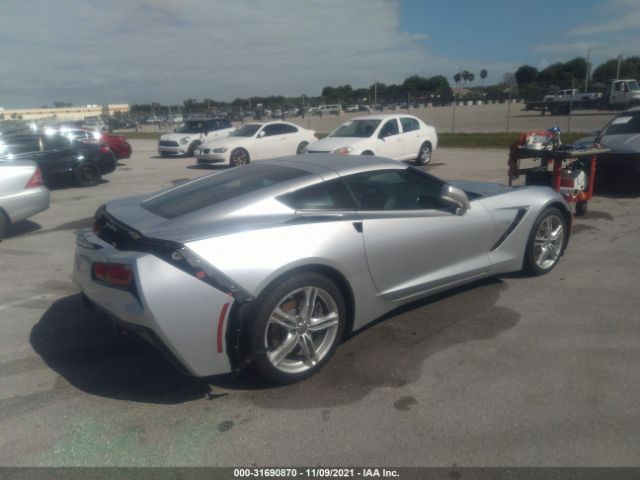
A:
160;132;202;141
307;137;371;152
597;133;640;154
201;135;251;148
449;180;515;198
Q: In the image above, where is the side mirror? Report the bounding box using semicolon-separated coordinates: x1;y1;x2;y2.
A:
440;185;470;216
258;130;266;138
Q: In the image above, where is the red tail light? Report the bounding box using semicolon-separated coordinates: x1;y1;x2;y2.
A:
92;263;109;281
92;262;134;288
25;167;43;188
107;264;134;287
99;146;111;154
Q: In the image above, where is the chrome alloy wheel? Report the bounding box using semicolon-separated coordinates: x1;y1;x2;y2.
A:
230;149;249;166
264;286;340;374
533;214;564;270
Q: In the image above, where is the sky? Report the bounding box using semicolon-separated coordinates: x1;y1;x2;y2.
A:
1;0;639;108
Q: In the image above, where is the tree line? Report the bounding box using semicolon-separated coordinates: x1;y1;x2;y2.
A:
129;55;640;115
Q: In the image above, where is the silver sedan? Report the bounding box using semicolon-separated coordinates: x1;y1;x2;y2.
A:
73;155;571;383
0;160;50;238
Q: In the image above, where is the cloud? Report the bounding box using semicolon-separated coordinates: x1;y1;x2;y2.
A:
0;0;512;107
567;0;640;36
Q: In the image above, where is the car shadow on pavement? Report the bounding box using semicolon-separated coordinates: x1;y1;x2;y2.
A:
30;294;209;404
2;220;42;238
32;277;519;406
186;165;227;171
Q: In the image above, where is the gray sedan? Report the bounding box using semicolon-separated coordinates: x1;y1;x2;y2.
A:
73;155;571;383
0;160;50;238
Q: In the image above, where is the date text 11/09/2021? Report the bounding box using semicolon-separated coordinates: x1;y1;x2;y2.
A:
233;468;399;478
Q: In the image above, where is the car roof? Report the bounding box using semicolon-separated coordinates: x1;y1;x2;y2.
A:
262;154;405;177
348;114;417;121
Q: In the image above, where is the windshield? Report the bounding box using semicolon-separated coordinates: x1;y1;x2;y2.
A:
628;80;640;92
329;119;381;138
602;112;640;136
174;121;207;133
231;124;262;137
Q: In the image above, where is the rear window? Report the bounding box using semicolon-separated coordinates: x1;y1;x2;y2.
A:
142;164;309;218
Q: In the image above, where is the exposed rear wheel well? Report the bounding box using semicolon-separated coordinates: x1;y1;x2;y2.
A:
226;264;356;371
546;201;572;250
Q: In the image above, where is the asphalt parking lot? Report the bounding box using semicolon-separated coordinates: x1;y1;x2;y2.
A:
1;139;639;466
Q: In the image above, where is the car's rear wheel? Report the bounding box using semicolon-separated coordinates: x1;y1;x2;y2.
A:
523;207;566;276
247;272;346;384
230;148;250;167
74;162;102;187
296;142;309;154
416;142;432;166
361;150;374;155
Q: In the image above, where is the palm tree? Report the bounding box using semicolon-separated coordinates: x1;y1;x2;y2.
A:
453;73;461;99
480;69;488;92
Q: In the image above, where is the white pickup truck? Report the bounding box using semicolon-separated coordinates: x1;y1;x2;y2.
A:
543;89;601;103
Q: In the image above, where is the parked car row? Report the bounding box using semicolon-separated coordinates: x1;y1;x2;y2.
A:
160;114;438;170
0;126;133;238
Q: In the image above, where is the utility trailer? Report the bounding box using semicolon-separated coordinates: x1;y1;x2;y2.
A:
508;129;610;216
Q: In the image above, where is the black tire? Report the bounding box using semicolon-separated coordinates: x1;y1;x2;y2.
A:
230;148;250;167
247;272;346;384
296;142;309;154
523;207;567;276
575;201;588;216
74;162;102;187
0;212;7;239
361;150;374;155
416;142;432;166
186;141;201;158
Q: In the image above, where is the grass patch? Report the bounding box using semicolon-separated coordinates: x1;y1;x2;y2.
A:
438;132;589;149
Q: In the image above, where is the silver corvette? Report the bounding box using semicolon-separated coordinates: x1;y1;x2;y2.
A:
74;155;571;383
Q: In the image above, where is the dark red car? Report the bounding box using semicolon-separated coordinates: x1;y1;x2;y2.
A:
56;128;132;159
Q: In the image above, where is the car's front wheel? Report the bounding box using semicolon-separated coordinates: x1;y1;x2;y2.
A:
523;207;566;276
247;272;346;384
230;148;250;167
416;142;432;166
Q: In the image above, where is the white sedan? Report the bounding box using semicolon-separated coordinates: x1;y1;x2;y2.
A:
306;114;438;165
195;122;317;167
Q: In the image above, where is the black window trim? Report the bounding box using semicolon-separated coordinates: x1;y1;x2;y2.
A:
340;167;451;213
